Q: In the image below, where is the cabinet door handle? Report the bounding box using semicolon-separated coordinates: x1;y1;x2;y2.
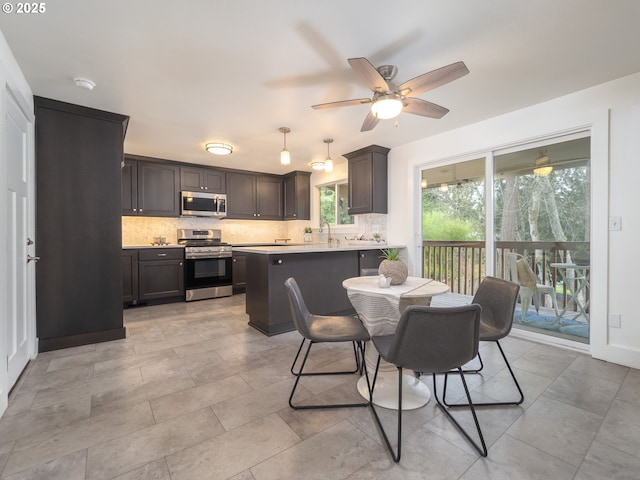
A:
133;208;137;212
27;255;40;263
157;253;167;257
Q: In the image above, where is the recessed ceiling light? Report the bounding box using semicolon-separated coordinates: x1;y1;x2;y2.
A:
73;77;95;90
205;143;233;155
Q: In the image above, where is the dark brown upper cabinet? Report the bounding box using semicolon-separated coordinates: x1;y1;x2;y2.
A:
227;172;283;220
283;171;311;220
344;145;389;215
122;155;180;217
180;166;226;193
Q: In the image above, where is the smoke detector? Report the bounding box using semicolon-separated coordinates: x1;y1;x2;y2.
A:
73;77;96;90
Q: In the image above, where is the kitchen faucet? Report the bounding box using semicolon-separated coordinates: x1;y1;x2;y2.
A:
320;220;332;245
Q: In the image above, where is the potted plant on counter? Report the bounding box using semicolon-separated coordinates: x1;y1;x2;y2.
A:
378;248;408;285
303;227;313;243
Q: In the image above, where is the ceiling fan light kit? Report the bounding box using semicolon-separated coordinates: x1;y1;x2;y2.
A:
311;57;469;132
533;152;553;176
205;142;233;155
279;127;291;165
371;93;403;119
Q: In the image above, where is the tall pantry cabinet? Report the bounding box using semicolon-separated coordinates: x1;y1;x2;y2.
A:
34;97;129;351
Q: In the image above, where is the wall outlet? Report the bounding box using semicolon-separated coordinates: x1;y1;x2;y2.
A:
609;216;622;231
608;314;621;328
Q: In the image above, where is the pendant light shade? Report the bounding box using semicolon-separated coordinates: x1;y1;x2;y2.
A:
279;127;291;165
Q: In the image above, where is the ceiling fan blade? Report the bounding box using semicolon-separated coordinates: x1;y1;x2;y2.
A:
360;111;380;132
398;61;469;97
403;97;449;118
311;98;372;110
348;57;389;93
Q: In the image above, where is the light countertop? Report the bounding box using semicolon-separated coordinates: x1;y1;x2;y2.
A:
122;245;185;249
232;243;404;254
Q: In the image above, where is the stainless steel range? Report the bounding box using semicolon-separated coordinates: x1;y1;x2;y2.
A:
177;228;233;301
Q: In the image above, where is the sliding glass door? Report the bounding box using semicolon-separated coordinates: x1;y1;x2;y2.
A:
421;132;591;344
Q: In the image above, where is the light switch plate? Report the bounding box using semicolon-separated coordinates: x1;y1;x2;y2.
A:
608;314;621;328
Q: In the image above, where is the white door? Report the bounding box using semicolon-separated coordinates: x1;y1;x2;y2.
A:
4;89;34;389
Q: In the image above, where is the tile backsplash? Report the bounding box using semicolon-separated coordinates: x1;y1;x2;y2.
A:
122;214;387;246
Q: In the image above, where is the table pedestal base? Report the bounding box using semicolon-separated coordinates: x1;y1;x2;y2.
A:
357;372;431;410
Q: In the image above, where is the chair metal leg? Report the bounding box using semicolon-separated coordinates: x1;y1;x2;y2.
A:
432;369;487;457
370;360;487;462
442;340;524;407
289;339;370;410
368;356;402;462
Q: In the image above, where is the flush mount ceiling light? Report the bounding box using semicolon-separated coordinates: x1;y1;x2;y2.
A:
279;127;291;165
310;159;326;170
533;151;553;176
370;92;403;119
205;143;233;155
73;77;95;90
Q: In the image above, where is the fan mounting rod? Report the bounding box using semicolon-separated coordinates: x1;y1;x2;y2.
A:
377;65;398;82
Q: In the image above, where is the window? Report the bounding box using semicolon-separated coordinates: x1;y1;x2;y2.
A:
319;181;354;226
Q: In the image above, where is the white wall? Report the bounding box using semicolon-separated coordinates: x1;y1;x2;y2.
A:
0;29;35;416
387;71;640;369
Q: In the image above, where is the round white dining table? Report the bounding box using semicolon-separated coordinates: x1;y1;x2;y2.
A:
342;276;449;410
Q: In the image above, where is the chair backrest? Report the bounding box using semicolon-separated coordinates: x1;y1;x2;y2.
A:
381;304;481;374
505;252;537;290
472;276;520;339
284;277;313;339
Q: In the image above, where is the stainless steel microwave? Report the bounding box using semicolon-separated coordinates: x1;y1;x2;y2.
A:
180;191;227;218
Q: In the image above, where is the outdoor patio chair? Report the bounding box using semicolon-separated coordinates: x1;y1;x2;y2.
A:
505;252;558;321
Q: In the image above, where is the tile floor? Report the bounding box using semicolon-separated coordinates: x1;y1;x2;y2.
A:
1;294;639;479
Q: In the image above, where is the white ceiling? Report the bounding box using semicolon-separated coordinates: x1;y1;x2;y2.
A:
2;0;639;175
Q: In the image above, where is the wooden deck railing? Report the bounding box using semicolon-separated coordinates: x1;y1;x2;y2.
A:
422;240;590;311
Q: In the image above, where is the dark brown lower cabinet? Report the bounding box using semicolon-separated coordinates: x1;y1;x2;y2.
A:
232;252;247;293
122;249;139;305
245;250;359;335
137;249;185;303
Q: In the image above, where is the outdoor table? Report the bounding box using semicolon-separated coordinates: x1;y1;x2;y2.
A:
550;262;590;323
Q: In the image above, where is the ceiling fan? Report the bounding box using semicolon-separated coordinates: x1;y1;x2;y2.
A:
311;57;469;132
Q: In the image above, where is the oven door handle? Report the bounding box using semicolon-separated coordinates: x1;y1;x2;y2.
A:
185;253;233;259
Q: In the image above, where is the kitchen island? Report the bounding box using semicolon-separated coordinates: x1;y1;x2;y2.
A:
233;243;405;335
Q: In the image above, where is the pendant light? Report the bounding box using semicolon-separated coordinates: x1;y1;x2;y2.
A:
323;138;334;172
279;127;291;165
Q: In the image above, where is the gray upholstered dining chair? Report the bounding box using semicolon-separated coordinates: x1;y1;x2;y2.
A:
368;304;487;462
443;275;523;407
284;277;371;410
